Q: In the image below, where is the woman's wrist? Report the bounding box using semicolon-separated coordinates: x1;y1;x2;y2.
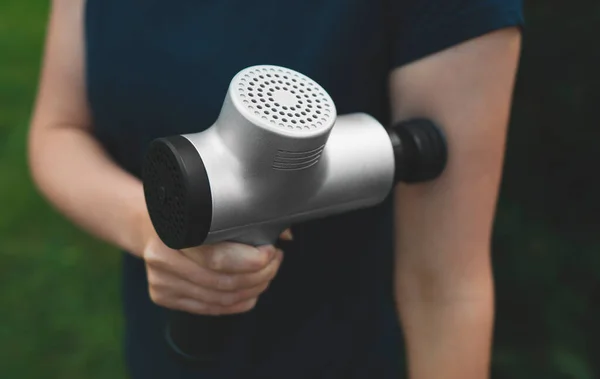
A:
129;202;155;258
115;181;155;259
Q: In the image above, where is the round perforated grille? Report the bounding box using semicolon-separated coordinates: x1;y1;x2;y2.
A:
234;65;336;132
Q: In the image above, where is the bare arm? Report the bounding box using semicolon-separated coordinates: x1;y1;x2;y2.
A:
28;0;284;317
391;28;522;378
28;0;151;256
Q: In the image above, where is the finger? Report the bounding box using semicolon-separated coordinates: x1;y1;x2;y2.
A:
204;248;284;291
146;242;283;291
147;268;270;307
184;243;277;274
279;228;293;241
144;243;227;288
167;297;258;316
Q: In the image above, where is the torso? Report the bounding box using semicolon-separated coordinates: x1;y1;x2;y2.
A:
85;1;402;377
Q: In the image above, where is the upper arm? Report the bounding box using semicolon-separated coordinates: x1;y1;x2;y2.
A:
29;0;89;136
391;27;522;290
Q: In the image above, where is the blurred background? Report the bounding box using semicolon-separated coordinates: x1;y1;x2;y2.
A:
1;1;598;378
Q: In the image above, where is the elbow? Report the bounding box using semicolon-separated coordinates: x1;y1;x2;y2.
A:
26;120;62;197
394;252;495;306
26;124;42;189
26;122;51;195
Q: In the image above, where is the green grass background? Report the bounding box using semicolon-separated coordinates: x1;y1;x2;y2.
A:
0;1;126;377
1;1;599;378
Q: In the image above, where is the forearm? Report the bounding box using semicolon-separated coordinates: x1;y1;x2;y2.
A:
28;126;151;257
27;0;151;256
395;248;495;379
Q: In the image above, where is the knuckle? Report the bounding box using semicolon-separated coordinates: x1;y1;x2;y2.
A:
208;252;225;271
144;249;162;267
148;288;167;306
147;277;165;292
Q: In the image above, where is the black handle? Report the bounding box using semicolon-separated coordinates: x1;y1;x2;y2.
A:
166;310;252;366
165;231;283;367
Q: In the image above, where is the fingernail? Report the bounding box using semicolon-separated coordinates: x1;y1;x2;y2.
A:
283;229;293;241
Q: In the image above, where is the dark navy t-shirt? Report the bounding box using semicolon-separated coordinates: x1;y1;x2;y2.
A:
84;1;523;378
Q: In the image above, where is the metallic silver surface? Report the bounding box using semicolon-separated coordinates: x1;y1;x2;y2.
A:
182;65;395;245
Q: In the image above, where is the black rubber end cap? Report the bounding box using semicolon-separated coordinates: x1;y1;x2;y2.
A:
389;118;448;183
142;136;212;249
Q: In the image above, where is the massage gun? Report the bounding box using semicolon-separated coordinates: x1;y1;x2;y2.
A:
142;65;447;365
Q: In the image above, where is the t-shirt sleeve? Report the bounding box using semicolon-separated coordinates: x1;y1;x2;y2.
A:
389;0;524;68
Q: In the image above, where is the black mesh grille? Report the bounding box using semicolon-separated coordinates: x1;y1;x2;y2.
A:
143;140;189;249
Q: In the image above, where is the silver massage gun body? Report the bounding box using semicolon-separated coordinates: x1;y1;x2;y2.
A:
142;65;447;365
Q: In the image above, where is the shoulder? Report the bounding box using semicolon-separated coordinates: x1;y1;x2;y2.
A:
389;0;524;69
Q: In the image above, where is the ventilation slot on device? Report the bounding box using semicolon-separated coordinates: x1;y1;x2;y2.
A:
272;145;325;170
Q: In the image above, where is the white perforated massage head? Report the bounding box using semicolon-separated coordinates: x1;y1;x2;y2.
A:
230;65;337;134
212;65;338;169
